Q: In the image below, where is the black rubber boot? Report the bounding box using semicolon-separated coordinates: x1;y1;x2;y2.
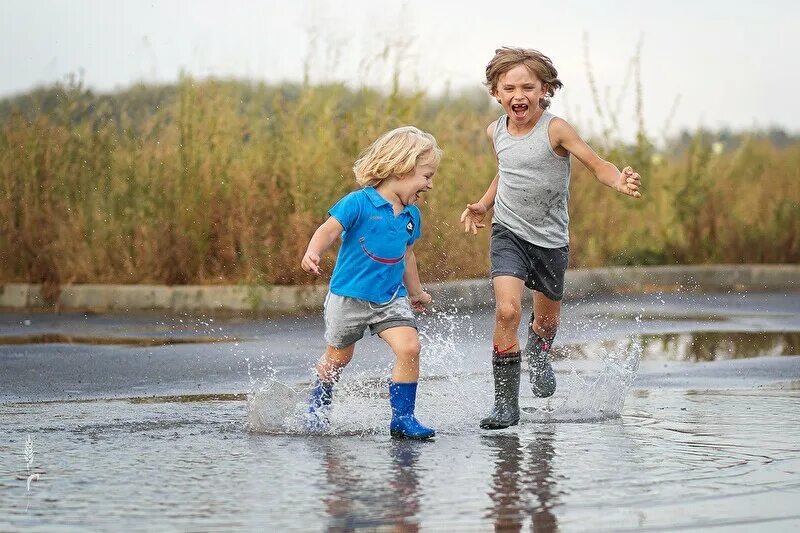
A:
480;350;521;430
524;312;556;398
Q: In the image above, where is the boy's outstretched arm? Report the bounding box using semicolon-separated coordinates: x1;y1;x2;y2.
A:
461;174;498;234
461;121;501;234
551;118;642;198
301;217;344;275
403;246;432;312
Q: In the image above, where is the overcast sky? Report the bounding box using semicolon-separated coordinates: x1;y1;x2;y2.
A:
3;0;798;141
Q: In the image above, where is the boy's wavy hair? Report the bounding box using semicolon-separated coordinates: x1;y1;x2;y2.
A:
353;126;443;188
485;47;563;110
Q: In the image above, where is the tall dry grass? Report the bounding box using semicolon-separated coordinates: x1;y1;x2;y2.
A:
1;75;798;290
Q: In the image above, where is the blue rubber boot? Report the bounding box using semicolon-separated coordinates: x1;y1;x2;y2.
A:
306;378;334;431
389;382;435;440
524;317;556;398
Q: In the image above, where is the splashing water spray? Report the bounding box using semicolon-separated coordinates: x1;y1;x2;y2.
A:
245;307;643;434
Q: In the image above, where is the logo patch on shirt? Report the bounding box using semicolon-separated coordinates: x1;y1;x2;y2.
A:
406;220;414;235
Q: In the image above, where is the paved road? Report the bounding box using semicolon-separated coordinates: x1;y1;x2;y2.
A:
1;292;799;403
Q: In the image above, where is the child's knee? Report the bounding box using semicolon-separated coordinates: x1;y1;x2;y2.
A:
321;345;354;367
496;300;522;325
394;340;421;365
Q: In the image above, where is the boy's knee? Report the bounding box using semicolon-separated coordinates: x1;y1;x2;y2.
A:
320;346;354;369
395;340;421;364
496;301;522;325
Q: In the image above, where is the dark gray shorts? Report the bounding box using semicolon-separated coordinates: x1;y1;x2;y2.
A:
490;223;569;301
323;292;418;349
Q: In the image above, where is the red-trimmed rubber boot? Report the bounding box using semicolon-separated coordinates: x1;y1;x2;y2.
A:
480;350;521;429
525;323;556;398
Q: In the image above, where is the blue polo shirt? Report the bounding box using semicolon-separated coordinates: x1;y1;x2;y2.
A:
328;187;422;304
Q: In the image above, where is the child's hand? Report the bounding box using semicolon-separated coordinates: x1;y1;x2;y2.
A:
301;251;321;275
617;166;642;198
460;202;488;234
409;291;432;312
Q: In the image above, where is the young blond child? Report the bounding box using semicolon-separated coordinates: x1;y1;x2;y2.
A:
461;47;642;430
301;126;442;439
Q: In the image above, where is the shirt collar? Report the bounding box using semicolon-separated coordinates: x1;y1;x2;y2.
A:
363;186;410;214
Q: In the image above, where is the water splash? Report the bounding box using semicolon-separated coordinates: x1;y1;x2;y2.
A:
246;307;643;433
245;379;305;434
521;336;642;423
246;377;393;436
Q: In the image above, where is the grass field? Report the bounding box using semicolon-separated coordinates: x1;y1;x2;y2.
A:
1;77;798;290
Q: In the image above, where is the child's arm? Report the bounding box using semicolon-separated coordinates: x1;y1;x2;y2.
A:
461;174;498;234
301;217;344;275
461;122;500;234
403;246;432;312
551;118;642;198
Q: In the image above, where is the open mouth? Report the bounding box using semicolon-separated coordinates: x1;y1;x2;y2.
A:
410;189;428;204
511;103;528;119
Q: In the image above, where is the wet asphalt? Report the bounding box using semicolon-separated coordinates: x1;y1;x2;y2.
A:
1;291;799;403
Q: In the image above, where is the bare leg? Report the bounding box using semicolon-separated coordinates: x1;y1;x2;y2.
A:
531;290;561;340
378;326;421;383
316;344;355;382
492;276;526;352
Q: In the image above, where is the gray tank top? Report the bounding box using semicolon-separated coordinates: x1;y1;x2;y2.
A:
492;111;571;248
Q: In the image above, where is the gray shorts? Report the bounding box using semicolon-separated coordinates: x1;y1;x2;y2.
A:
323;292;418;349
490;223;569;301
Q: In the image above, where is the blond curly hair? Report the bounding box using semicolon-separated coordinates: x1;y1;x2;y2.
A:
353;126;443;187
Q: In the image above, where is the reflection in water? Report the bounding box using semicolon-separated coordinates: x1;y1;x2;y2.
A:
643;331;800;361
319;439;425;532
484;430;561;532
387;440;423;532
555;331;800;362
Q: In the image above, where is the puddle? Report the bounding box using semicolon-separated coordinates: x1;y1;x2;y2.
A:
555;331;800;362
128;393;247;404
3;385;799;531
8;393;248;406
606;312;730;322
0;333;238;346
1;293;799;530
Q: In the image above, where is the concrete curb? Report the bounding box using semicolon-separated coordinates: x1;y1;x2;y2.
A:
1;265;798;314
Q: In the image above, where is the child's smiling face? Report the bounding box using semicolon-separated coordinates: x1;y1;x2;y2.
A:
398;162;436;206
494;64;548;130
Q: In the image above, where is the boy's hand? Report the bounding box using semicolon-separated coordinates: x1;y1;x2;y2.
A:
460;202;488;234
301;251;321;275
617;166;642;198
409;291;432;312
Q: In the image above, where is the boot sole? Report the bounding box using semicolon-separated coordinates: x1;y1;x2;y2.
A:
390;430;435;440
479;419;519;430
